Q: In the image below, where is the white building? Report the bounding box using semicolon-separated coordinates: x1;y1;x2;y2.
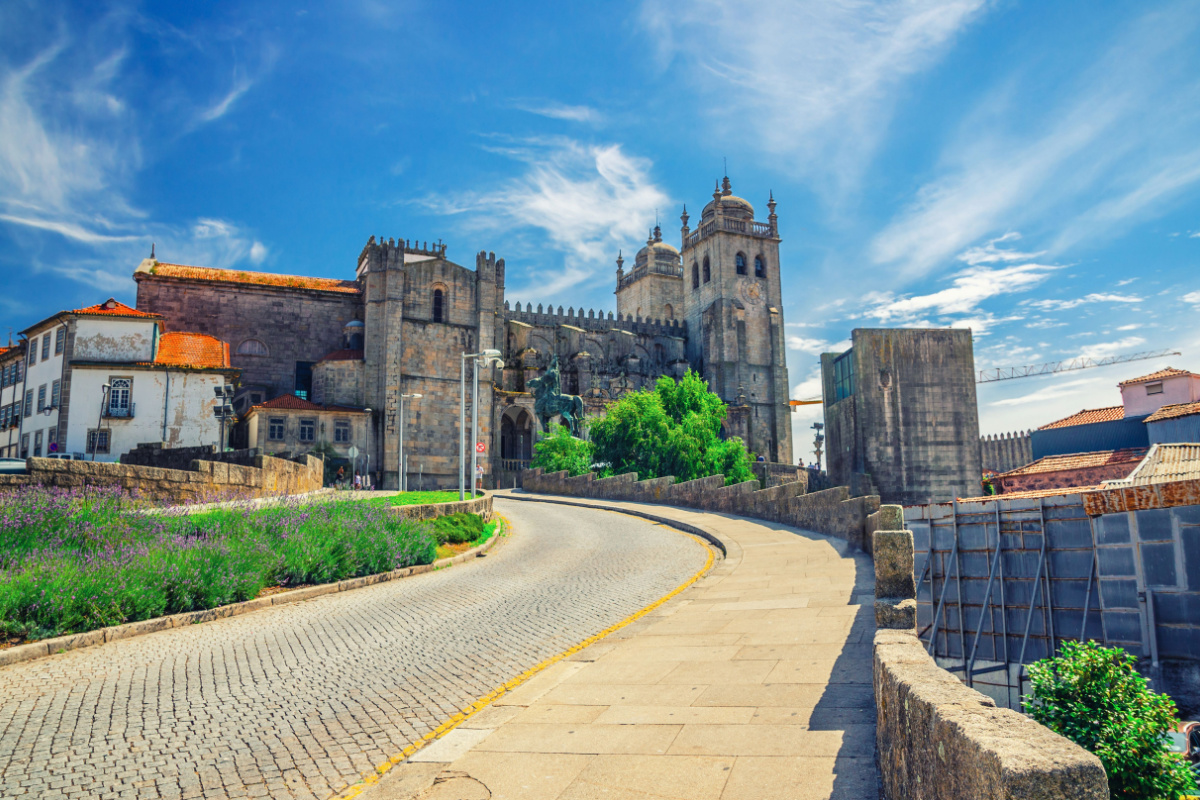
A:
0;342;27;457
17;299;238;461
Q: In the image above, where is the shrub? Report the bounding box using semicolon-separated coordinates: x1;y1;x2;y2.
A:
530;424;594;477
430;512;485;545
1024;640;1198;800
588;370;755;486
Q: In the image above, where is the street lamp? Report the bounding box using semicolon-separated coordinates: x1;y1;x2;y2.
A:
397;394;421;492
363;407;372;488
213;384;236;452
460;349;503;500
91;383;111;462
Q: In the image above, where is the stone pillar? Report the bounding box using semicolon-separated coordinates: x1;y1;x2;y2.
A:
871;505;916;630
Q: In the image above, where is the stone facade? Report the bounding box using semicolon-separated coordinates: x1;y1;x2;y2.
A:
133;179;793;489
823;328;982;505
980;429;1033;473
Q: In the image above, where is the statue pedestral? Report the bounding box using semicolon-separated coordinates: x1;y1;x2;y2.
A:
528;355;586;438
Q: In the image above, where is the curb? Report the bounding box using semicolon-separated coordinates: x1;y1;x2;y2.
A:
0;517;507;670
498;491;729;558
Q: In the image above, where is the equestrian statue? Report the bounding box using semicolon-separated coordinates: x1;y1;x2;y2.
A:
528;355;585;438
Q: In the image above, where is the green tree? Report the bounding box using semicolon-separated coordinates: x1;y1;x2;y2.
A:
1024;640;1198;800
530;424;594;477
589;370;754;486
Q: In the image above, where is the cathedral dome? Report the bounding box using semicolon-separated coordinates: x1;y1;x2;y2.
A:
633;226;682;272
701;176;755;221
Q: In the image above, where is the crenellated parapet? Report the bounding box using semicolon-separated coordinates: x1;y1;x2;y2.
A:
504;300;686;337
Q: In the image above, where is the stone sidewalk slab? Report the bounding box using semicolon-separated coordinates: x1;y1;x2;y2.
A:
364;492;878;800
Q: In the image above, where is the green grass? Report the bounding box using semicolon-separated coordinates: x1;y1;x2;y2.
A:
384;491;462;507
434;517;500;560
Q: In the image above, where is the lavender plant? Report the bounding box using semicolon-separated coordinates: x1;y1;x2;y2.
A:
0;486;437;641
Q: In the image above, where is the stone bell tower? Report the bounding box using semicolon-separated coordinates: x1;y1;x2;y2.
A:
679;176;792;464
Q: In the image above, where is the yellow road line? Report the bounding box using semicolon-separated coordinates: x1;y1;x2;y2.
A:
333;512;714;799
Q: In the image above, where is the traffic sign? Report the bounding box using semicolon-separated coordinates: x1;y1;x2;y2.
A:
476;442;485;453
347;445;359;458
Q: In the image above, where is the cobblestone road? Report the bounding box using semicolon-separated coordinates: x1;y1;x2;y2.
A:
0;500;708;800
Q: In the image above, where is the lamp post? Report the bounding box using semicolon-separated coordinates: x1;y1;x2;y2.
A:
362;407;372;488
213;384;236;452
91;383;111;461
397;394;421;492
460;349;504;500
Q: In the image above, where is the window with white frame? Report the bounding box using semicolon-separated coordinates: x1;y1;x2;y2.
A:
268;417;285;441
108;378;132;417
51;380;60;408
87;429;110;454
334;419;351;443
33;430;42;457
21;433;29;458
55;328;65;355
298;418;316;442
41;334;50;360
24;389;33;417
37;384;46;412
27;345;35;365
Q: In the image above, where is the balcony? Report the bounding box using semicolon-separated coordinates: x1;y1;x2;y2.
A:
103;403;136;420
684;218;776;248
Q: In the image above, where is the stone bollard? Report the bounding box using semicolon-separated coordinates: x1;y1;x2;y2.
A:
873;528;916;630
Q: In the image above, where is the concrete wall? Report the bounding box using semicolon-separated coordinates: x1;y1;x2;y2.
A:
73;317;157;362
387;491;492;523
1121;373;1200;417
870;514;1110;800
1147;414;1200;445
0;453;323;503
823;329;981;505
522;466;879;553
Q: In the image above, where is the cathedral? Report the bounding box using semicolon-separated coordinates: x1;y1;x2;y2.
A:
133;177;793;489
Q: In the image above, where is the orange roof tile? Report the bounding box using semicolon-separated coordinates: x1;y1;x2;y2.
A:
154;332;231;369
250;395;369;413
1118;366;1199;387
998;448;1148;478
148;263;360;294
73;298;163;319
961;485;1100;502
319;349;364;362
1038;405;1125;430
1143;401;1200;423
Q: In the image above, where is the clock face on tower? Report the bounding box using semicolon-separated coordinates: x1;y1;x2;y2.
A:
739;279;764;306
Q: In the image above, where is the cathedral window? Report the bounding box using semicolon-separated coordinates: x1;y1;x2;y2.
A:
736;253;747;275
237;339;269;356
433;288;445;323
703;257;711;284
663;304;674;319
691;263;699;289
754;256;765;278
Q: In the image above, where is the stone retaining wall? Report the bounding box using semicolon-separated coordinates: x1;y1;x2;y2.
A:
522;467;879;552
0;455;323;503
387;492;492;523
870;509;1109;800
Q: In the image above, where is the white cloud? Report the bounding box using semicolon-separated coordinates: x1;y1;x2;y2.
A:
863;262;1053;325
870;6;1200;279
990;376;1105;408
1077;336;1146;361
641;0;987;196
249;241;268;264
0;214;140;244
1182;290;1200;305
199;76;254;122
1027;292;1143;311
514;102;602;124
786;335;830;354
1116;323;1140;330
424;138;669;300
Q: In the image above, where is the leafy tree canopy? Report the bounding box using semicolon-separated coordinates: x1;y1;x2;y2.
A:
530;424;594;477
1024;640;1198;800
588;371;754;486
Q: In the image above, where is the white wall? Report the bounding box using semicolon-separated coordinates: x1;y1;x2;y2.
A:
1121;375;1200;417
20;323;67;456
65;367;225;461
73;317;158;362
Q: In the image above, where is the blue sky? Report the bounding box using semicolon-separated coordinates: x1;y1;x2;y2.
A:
3;0;1200;453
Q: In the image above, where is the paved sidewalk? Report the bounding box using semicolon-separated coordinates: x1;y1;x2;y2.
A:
368;492;878;800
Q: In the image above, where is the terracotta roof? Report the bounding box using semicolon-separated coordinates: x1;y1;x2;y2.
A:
1143;401;1200;423
250;395;368;413
320;349;364;362
997;448;1148;478
73;298;163;319
1038;405;1124;430
961;485;1099;502
147;263;360;294
1107;443;1200;486
1118;367;1199;387
154;332;231;370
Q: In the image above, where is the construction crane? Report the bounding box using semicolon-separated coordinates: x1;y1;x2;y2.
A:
976;349;1181;384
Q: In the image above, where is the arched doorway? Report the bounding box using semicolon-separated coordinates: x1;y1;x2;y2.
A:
500;407;533;469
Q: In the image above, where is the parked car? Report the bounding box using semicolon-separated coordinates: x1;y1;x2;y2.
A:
1166;720;1200;782
0;457;26;474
